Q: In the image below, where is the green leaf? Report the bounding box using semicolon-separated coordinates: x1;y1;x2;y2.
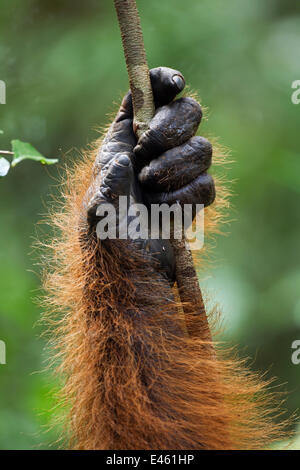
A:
0;157;10;176
11;140;58;167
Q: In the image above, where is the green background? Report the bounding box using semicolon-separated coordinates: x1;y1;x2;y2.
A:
0;0;300;449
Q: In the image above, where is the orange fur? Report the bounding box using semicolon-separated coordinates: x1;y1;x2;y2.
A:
42;134;289;450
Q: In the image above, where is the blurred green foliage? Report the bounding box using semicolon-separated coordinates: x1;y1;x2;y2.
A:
0;140;57;177
0;0;300;449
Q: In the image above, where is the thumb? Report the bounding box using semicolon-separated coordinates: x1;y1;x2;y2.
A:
116;66;185;121
101;154;134;200
87;154;133;229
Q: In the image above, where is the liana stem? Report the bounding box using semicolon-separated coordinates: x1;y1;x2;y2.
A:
114;0;155;137
114;0;213;344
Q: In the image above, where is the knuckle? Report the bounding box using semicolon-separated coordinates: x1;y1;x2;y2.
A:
191;136;213;169
198;174;215;206
191;136;212;156
180;96;202;115
180;173;215;206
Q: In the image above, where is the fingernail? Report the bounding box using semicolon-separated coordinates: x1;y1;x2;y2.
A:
172;74;185;91
117;154;130;167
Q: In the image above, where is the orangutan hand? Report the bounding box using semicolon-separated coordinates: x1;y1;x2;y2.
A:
85;67;215;282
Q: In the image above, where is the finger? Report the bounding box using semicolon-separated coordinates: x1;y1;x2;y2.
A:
139;136;212;193
94;115;136;175
101;153;134;199
116;67;185;122
87;154;133;227
133;97;202;171
145;172;215;209
150;67;185;107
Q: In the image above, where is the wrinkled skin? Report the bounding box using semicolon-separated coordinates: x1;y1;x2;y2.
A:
86;67;215;282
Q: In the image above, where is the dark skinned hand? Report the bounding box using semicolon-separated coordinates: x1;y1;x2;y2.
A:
85;67;215;283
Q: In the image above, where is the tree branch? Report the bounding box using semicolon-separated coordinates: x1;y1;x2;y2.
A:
114;0;213;344
114;0;155;137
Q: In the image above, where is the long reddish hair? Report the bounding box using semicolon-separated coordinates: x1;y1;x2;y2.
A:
42;133;289;450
